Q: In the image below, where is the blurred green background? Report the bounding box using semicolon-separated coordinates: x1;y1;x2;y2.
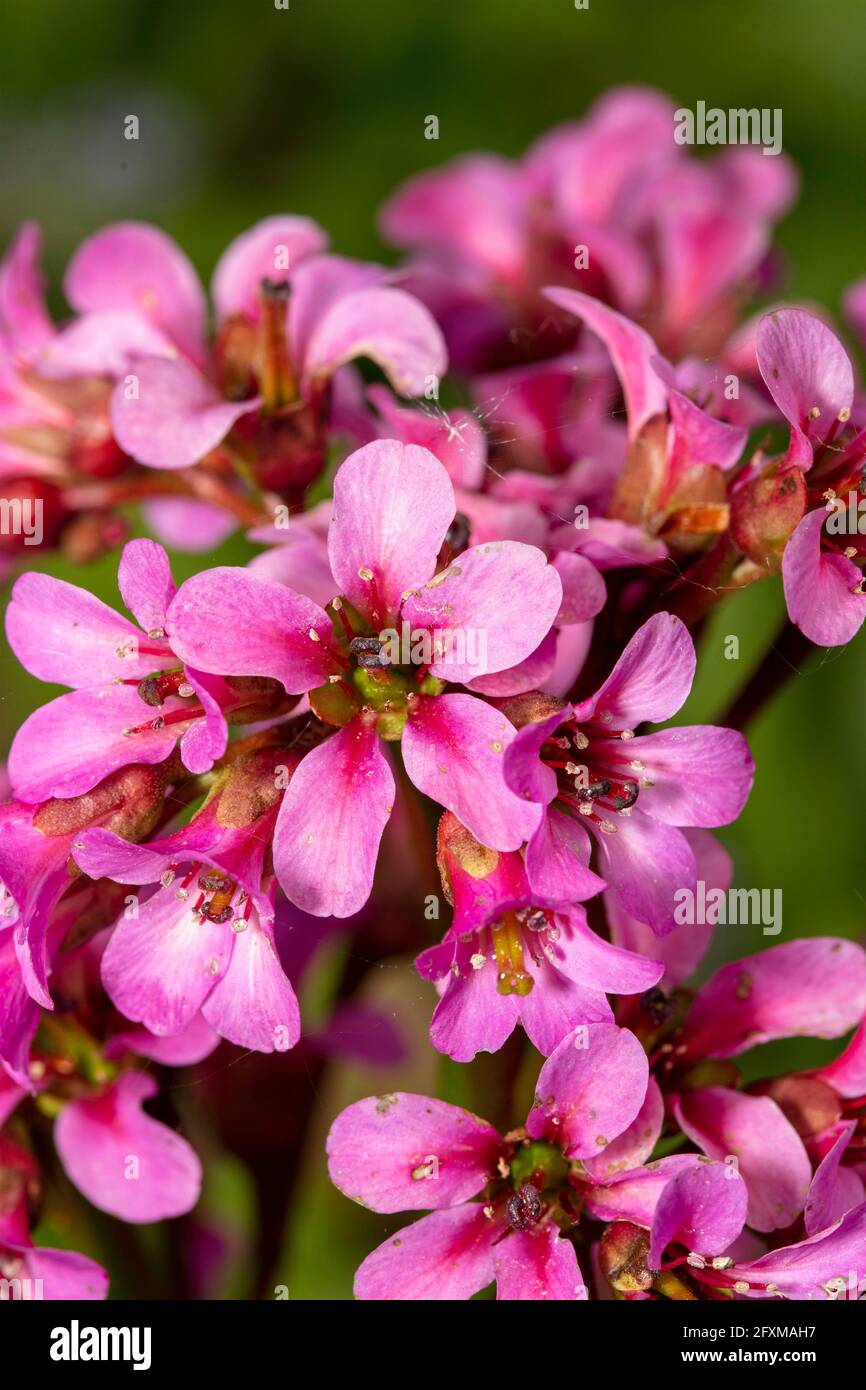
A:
1;0;864;1298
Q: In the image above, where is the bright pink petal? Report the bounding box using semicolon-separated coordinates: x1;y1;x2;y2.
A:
582;1077;664;1182
273;719;394;918
782;508;866;647
583;1154;704;1226
495;1226;587;1301
24;1247;109;1300
6;569;167;687
402;541;563;681
354;1203;499;1301
201;919;300;1053
812;1019;866;1100
526;1023;648;1160
327;1093;500;1213
110;355;260;469
402;694;541;852
64;221;206;364
105;1013;219;1066
675;1087;811;1233
577;612;695;728
804;1122;863;1236
328;439;454;624
55;1071;201;1223
611;725;754;827
167;566;338;690
648;1162;748;1267
211;215;327;321
117;537;176;634
302;284;447;396
682;938;866;1060
552;551;606;624
525;806;606;903
757;308;854;469
544;288;667;440
732;1203;866;1299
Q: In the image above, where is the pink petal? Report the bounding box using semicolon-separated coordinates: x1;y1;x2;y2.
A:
782;508;866;647
402;541;563;681
657;200;766;346
177;668;230;775
466;629;558;698
428;968;521;1062
367;385;486;489
812;1019;866;1099
101;885;231;1037
551;907;663;994
666;385;747;477
732;1203;866;1299
247;536;336;608
611;725;754;826
211;215;327;321
525;806;606;903
594;810;697;937
543;288;668;440
648;1162;748;1267
0;928;39;1084
55;1071;201;1223
201;919;300;1053
354;1203;499;1301
804;1122;863;1235
273;719;394;918
167;566;338;691
576;612;695;728
757;309;854;469
582;1077;665;1182
117;537;176;633
40;309;177;378
327;1092;500;1212
402;694;541;852
24;1247;109;1300
675;1087;811;1233
526;1023;648;1160
0;223;54;356
682;939;866;1060
583;1154;704;1226
6;569;167;687
328;439;454;624
64;221;206;365
105;1013;219;1066
495;1226;587;1301
302;284;447;396
552;551;606;624
110;355;260;469
142;496;238;553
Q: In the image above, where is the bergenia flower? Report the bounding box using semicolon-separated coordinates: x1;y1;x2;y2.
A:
327;1022;649;1300
4;537;285;803
166;439;564;916
503;612;754;934
746;307;866;645
416;812;662;1060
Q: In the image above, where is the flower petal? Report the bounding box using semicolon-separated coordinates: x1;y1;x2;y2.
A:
354;1204;499;1301
201;920;300;1053
576;612;695;728
757;309;854;469
804;1122;863;1236
611;725;754;827
648;1162;748;1268
495;1226;588;1301
526;1023;648;1160
110;355;260;469
782;508;866;647
303;284;447;397
211;214;327;321
117;538;176;634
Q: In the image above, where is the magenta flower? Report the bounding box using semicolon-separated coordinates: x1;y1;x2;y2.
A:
504;612;754;934
5;538;249;803
416;812;662;1060
166;439;564;916
327;1022;649;1300
0;1134;108;1299
72;798;299;1053
752;307;866;645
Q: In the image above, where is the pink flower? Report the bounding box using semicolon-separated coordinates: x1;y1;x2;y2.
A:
0;1134;108;1299
416;812;662;1060
751;307;866;645
504;612;754;934
5;537;263;803
327;1022;648;1300
72;796;300;1053
166;439;564;916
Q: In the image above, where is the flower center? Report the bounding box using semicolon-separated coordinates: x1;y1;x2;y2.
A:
543;720;643;835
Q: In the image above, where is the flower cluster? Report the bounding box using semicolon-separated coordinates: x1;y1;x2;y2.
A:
2;85;865;1302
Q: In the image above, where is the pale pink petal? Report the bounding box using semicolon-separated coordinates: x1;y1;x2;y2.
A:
142;496;238;552
0;223;54;356
681;938;866;1060
782;508;866;647
354;1204;499;1301
105;1013;219;1066
402;541;563;681
552;551;606;624
55;1071;201;1222
167;566;338;690
675;1087;811;1233
211;215;327;321
402;694;541;852
39;309;177;377
201;919;300;1053
648;1162;748;1267
327;1092;500;1212
594;810;697;937
110;355;260;469
302;284;447;397
526;1023;648;1160
328;439;454;624
495;1226;587;1301
64;221;206;364
610;725;754;826
273;719;394;918
757;308;854;469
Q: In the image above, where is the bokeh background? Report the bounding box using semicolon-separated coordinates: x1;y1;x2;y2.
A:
1;0;864;1298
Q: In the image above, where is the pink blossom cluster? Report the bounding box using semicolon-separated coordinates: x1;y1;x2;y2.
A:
2;86;866;1302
